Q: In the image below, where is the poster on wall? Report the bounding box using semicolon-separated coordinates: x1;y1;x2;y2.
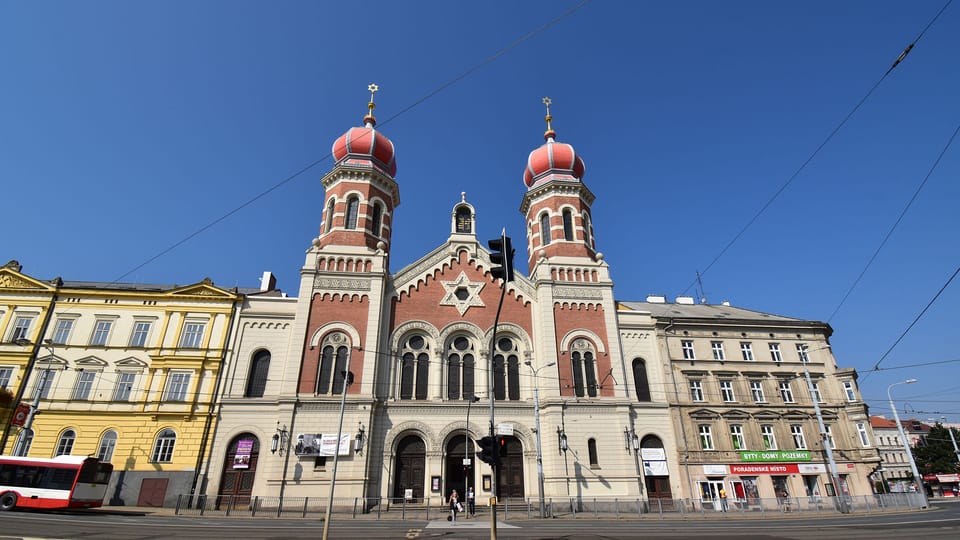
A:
295;433;351;456
233;439;254;469
643;460;669;476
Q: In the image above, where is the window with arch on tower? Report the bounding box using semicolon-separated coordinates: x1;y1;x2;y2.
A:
398;334;429;400
493;337;521;401
324;198;335;234
371;202;383;238
562;209;574;241
345;196;360;230
316;332;351;395
455;206;472;234
245;349;270;398
446;335;476;400
570;338;598;397
539;213;551;246
582;211;592;248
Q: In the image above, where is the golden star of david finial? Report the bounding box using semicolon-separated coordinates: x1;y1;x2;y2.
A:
542;96;555;139
364;83;379;125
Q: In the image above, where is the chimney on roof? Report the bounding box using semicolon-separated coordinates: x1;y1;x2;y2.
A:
260;271;276;292
721;300;730;306
646;294;666;303
676;296;695;305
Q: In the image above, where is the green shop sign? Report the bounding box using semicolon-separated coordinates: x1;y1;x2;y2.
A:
740;450;811;462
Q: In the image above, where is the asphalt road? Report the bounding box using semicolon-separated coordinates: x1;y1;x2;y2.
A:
0;501;957;540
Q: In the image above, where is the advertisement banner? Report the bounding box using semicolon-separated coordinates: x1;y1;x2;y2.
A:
740;450;811;462
643;461;669;476
11;403;31;427
640;448;666;461
296;433;351;456
730;463;800;475
233;439;254;469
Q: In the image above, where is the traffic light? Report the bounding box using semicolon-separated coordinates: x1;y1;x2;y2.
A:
477;436;500;466
488;230;515;282
499;436;508;458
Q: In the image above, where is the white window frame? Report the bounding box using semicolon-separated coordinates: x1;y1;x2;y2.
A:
681;340;695;360
130;321;152;348
689;380;704;402
824;424;835;449
711;341;725;361
761;424;777;450
90;320;113;346
779;380;795;403
796;343;809;363
750;380;765;403
0;367;13;389
730;424;745;450
843;381;856;402
179;322;205;349
72;371;96;401
163;372;191;402
740;342;754;361
34;369;55;399
151;429;176;463
97;430;118;462
720;380;736;402
791;424;807;449
11;316;33;342
55;429;76;457
811;381;824;403
699;424;714;450
113;372;136;401
52;318;75;345
857;422;870;447
769;343;782;362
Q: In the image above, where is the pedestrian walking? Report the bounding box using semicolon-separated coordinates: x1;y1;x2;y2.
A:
448;489;460;523
467;486;476;516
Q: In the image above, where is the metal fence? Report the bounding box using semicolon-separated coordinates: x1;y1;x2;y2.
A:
173;492;926;519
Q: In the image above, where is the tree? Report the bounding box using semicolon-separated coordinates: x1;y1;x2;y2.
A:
913;424;960;476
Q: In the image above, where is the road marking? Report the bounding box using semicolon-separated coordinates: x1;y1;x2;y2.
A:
405;528;421;538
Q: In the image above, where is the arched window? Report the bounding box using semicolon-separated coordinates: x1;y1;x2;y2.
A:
570;338;598;398
14;429;33;457
371;203;383;237
316;332;350;395
562;209;574;241
151;429;177;463
245;350;270;398
55;429;76;456
97;430;118;462
540;213;551;246
446;335;476;400
582;212;592;247
400;334;429;400
493;337;521;401
345;197;360;230
455;206;472;233
633;358;651;402
324;198;335;234
588;438;599;467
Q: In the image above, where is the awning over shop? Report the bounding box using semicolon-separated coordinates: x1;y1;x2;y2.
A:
936;474;960;483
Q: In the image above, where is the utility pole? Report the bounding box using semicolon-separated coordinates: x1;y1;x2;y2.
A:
525;360;555;518
944;417;960;467
321;351;353;540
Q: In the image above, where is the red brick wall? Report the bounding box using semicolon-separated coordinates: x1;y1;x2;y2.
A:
298;292;371;394
553;303;613;398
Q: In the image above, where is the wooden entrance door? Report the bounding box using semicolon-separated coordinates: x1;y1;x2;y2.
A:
217;435;260;507
496;436;524;500
393;435;426;501
137;478;168;507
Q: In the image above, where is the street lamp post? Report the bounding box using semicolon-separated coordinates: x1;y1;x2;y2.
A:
800;345;848;513
943;416;960;468
321;351;353;540
888;378;928;508
524;360;555;519
15;339;55;456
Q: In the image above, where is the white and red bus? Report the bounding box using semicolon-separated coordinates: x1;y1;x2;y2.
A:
0;455;113;511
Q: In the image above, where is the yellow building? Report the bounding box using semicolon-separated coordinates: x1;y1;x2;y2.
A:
0;261;239;507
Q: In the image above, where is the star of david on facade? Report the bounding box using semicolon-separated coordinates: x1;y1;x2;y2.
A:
439;271;486;315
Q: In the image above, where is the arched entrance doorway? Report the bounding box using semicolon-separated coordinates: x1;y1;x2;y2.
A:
497;435;524;500
217;434;260;507
640;435;673;505
393;435;426;502
444;435;476;500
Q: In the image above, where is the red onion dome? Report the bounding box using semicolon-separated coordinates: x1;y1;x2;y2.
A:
331;120;397;177
523;134;585;188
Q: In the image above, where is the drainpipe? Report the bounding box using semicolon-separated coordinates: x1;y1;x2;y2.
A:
0;281;60;455
190;295;241;502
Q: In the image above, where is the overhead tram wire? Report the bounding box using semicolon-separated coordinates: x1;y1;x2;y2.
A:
679;0;953;297
108;0;594;285
827;121;960;323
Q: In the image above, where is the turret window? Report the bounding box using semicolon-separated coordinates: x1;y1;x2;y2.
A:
570;338;598;398
317;332;350;395
324;198;335;234
455;206;472;233
371;203;383;238
345;197;360;230
582;211;593;247
562;209;574;241
540;213;551;246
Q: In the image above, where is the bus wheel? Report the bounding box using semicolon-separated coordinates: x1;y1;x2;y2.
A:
0;493;16;511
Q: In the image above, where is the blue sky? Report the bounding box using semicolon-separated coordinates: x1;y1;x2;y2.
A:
3;1;958;422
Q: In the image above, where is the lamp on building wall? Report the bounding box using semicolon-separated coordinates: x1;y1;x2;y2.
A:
354;423;365;453
623;428;640;452
557;427;568;453
271;423;288;455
